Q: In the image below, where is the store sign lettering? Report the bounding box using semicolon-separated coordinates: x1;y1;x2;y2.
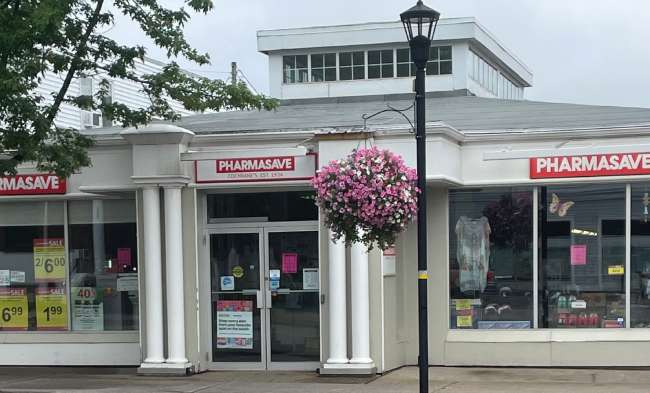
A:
530;153;650;179
216;157;295;173
0;174;66;195
196;153;317;183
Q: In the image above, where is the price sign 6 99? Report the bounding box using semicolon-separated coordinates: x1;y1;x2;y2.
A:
33;238;66;281
0;288;28;331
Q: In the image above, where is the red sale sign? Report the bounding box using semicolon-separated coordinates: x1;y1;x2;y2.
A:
0;174;66;195
530;152;650;179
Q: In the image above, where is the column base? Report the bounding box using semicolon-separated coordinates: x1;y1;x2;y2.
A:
137;362;195;376
350;357;375;365
320;362;377;376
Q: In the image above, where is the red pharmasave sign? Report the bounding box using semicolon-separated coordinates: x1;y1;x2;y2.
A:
530;152;650;179
196;153;317;184
0;174;66;195
216;156;295;173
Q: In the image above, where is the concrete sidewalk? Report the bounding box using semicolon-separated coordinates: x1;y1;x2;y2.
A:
2;366;650;392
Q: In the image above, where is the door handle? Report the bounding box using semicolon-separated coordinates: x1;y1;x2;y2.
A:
241;289;264;309
266;290;273;309
257;290;263;309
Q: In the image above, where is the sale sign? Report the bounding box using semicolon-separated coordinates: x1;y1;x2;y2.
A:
33;238;66;282
35;287;68;330
0;174;66;195
530;152;650;179
0;288;28;331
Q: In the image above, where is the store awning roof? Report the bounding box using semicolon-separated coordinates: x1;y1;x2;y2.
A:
91;92;650;138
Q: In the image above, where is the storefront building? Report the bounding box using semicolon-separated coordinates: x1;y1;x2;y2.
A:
3;18;650;374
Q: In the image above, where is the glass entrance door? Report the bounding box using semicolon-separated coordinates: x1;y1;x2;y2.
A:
208;225;319;370
210;230;265;367
266;230;320;368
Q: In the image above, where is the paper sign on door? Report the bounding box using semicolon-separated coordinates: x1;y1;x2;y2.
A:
571;245;587;266
281;253;298;273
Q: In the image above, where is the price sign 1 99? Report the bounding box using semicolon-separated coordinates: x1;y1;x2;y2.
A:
35;289;68;330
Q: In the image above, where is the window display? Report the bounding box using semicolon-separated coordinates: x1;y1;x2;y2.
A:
68;199;138;331
539;185;625;328
449;188;534;329
0;199;138;333
0;202;65;331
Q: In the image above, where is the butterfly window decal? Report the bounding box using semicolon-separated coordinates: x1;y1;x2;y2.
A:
549;193;574;217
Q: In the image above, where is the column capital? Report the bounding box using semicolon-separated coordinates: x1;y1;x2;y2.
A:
132;175;191;188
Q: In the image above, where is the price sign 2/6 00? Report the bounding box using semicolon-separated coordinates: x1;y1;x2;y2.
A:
33;238;66;281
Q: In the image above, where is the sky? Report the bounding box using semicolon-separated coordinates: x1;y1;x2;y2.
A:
107;0;650;108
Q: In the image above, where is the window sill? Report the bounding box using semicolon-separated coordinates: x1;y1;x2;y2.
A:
447;328;650;343
0;331;139;344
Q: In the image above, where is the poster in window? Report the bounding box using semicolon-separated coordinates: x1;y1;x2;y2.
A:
215;300;253;349
35;287;68;330
570;245;587;266
0;288;28;331
303;268;319;290
33;238;66;281
71;287;104;331
281;253;298;273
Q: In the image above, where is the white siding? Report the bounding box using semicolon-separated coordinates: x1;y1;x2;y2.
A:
35;58;199;131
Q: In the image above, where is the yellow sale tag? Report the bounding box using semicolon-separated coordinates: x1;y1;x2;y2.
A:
457;315;472;327
0;288;28;331
455;299;472;311
36;287;68;330
33;238;66;282
608;265;625;275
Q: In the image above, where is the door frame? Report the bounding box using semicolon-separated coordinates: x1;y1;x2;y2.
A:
200;221;319;371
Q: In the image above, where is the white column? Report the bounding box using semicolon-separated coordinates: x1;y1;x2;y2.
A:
163;186;188;364
350;238;373;365
142;186;164;364
326;232;348;364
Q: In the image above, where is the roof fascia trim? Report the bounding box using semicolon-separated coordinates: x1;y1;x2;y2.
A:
463;124;650;143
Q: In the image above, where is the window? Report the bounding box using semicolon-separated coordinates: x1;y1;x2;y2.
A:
310;53;336;82
283;55;308;84
427;46;452;75
630;185;650;327
539;185;625;328
0;199;138;333
68;200;138;331
0;202;65;331
469;51;504;96
339;52;365;80
396;48;414;77
396;46;452;78
367;50;394;79
449;188;534;329
207;192;317;223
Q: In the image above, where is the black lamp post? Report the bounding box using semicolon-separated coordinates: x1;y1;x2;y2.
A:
400;2;440;393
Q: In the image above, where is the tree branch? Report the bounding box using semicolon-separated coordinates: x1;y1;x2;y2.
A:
46;0;105;125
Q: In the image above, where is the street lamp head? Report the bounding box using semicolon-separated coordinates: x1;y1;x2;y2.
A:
400;1;440;67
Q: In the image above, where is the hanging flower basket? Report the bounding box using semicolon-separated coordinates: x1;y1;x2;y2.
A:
312;146;419;251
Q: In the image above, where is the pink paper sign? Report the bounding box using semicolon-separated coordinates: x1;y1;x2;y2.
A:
571;245;587;266
117;248;132;266
282;253;298;273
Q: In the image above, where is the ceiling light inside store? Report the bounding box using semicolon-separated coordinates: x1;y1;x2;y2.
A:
571;228;598;237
